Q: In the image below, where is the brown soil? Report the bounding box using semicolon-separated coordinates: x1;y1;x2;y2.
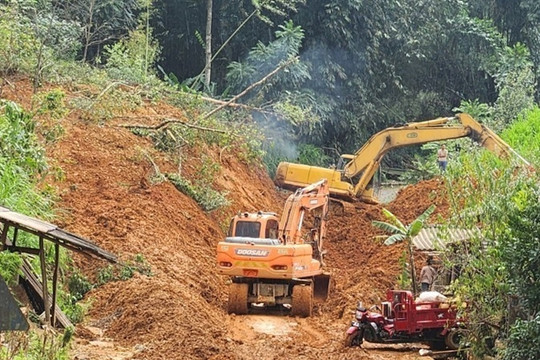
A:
2;78;449;360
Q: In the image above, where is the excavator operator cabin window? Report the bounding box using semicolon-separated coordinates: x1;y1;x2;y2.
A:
234;221;261;238
265;220;279;239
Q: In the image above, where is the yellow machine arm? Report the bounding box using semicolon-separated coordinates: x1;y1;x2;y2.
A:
275;113;528;203
344;113;529;198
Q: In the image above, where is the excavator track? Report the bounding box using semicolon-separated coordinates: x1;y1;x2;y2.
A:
291;285;313;317
228;283;249;315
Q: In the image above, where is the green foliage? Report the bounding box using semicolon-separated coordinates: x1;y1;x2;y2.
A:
399;154;439;184
262;140;292;178
104;27;160;83
33;89;67;143
226;20;309;97
502;107;540;164
373;205;435;245
67;270;93;301
34;89;67;117
72;86;142;123
97;255;152;286
503;315;540;360
253;0;306;25
0;5;39;75
47;60;110;87
0;101;55;253
490;44;535;131
397;250;411;290
0;101;47;173
59;0;140;62
0;330;70;360
273;97;321;138
97;265;115;285
61;299;88;324
372;205;435;295
296;144;330;167
453;99;493;122
166;173;230;212
443;146;538;358
61;268;93;324
499;184;540;312
0;252;22;286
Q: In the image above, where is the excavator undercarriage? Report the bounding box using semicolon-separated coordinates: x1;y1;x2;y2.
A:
227;275;330;317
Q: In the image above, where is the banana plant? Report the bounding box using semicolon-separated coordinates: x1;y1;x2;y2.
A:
372;204;435;298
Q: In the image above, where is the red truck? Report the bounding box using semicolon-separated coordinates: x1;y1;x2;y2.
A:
345;290;464;350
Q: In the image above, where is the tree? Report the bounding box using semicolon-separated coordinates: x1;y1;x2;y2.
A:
372;205;435;298
59;0;140;62
204;0;212;90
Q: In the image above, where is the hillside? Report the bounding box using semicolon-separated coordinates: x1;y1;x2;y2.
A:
3;78;449;360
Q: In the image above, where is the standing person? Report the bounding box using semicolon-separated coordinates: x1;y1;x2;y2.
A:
420;257;437;292
437;144;449;172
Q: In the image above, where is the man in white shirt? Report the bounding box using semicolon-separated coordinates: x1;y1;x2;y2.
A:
437;144;448;172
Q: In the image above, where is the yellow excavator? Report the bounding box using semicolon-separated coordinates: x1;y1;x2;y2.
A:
275;113;529;203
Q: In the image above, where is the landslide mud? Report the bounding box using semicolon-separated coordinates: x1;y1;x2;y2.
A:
3;79;449;360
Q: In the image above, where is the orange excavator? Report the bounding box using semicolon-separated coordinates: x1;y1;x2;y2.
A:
216;179;330;317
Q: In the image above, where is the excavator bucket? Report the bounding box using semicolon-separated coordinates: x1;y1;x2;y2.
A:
329;198;355;216
313;273;331;301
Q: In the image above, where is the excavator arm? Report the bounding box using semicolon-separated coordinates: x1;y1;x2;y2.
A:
344;113;529;198
275;113;528;203
279;179;329;248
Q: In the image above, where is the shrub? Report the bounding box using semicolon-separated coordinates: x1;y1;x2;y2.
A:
0;8;39;76
67;271;93;301
503;316;540;360
104;27;160;84
0;252;22;286
166;173;230;212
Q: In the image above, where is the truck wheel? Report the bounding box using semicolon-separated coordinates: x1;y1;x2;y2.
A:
344;332;362;347
291;285;312;317
228;283;249;315
445;328;463;350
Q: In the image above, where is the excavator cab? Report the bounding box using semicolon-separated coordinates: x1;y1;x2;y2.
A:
227;212;279;239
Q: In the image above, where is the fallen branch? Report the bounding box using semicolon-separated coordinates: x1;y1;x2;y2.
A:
202;56;298;119
116;117;229;134
199;96;275;115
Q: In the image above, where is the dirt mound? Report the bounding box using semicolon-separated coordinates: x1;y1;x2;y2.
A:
40;103;282;358
3;78;445;360
387;177;449;223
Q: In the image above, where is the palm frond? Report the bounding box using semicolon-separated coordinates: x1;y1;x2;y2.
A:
372;220;404;235
384;234;406;245
417;204;436;223
382;208;405;230
409;219;424;237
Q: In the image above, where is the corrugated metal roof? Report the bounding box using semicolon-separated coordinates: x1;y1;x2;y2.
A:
0;206;116;262
412;225;479;251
